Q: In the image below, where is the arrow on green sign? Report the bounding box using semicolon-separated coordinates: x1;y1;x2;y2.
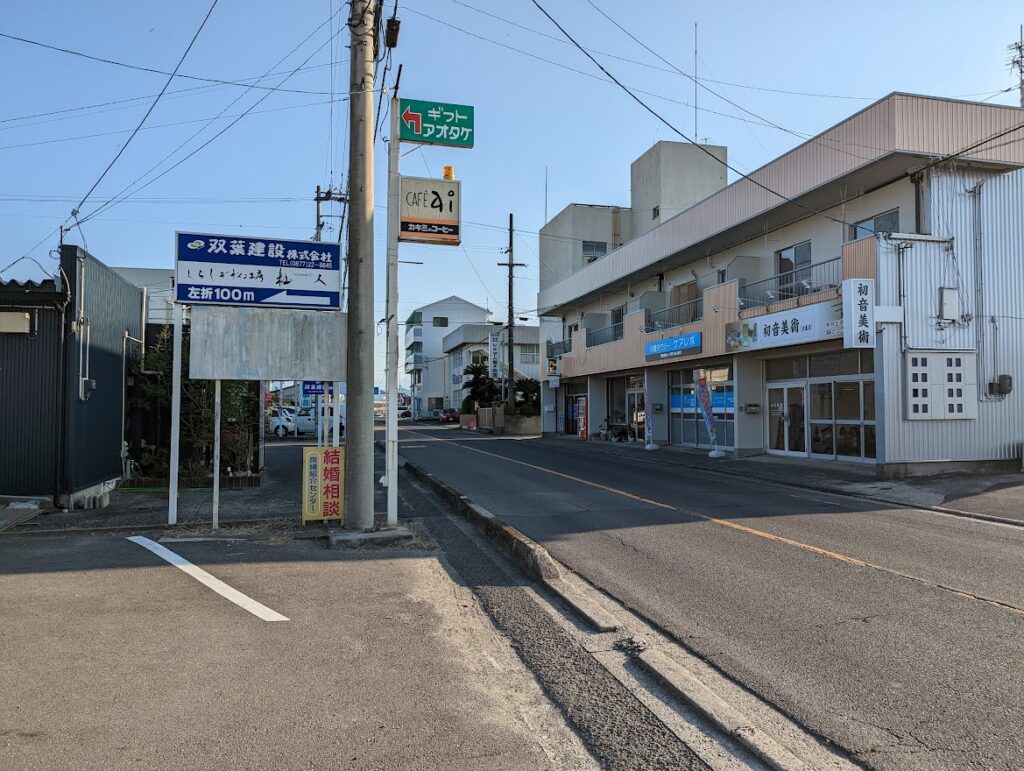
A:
399;98;474;149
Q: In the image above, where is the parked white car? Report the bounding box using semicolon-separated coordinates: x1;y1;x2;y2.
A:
269;408;295;438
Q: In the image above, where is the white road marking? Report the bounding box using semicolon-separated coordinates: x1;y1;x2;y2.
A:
127;536;289;622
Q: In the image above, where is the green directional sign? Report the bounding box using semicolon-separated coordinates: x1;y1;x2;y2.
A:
399;98;474;148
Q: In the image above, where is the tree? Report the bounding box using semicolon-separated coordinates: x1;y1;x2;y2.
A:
462;361;499;410
513;377;541;415
128;323;259;479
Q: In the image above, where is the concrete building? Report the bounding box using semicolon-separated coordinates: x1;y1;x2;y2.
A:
539;93;1024;474
405;296;491;418
443;324;542;408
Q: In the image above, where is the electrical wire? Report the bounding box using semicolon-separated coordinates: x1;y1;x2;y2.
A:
529;0;855;229
71;0;220;216
0;62;342;130
77;17;347;228
0;30;334;96
584;0;872;162
0;98;338;152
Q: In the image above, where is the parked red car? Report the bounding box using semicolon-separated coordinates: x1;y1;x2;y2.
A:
439;408;460;423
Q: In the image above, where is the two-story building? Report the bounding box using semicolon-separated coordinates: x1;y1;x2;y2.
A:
539;93;1024;475
405;296;491;418
443;323;542;408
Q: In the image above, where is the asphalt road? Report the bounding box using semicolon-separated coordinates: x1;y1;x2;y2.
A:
397;424;1024;771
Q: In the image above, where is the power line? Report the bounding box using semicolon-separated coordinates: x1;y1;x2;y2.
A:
528;0;853;229
71;0;220;216
0;62;342;130
0;98;338;152
0;30;334;96
584;0;872;162
77;18;347;229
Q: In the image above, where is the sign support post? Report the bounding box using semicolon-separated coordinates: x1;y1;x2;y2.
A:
168;303;184;525
384;90;401;527
212;379;221;530
332;382;341;449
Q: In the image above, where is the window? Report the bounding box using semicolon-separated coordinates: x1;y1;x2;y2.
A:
566;322;579;338
717;269;727;284
848;209;899;241
520;344;540;364
432;316;448;327
652;205;660;219
428;397;444;412
610;305;626;326
582;241;607;263
776;241;811;278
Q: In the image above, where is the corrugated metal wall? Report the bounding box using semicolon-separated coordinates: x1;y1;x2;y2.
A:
0;301;65;496
61;246;143;493
880;167;1024;462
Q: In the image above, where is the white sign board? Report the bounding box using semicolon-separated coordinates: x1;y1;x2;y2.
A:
175;232;340;309
189;306;347;381
488;331;501;379
399;176;461;245
843;278;876;348
725;300;843;352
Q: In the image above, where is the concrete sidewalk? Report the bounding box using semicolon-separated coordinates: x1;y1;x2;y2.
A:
538;436;1024;525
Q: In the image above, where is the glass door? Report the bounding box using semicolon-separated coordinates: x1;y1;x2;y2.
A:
627;390;645;441
767;384;807;455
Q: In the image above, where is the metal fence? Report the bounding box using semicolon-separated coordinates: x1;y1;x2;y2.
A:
647;297;704;332
586;322;624;347
547;337;573;358
740;257;842;309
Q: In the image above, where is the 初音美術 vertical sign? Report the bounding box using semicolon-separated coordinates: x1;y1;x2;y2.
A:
843;278;875;348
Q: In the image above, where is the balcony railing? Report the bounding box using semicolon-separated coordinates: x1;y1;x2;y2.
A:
586;322;624;348
646;297;703;332
547;337;573;357
740;257;842;309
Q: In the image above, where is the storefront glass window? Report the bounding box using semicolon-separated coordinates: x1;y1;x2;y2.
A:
863;381;875;421
834;381;861;420
766;357;807;380
809;351;859;377
809;382;833;420
608;378;626;425
811;424;834;455
860;349;874;373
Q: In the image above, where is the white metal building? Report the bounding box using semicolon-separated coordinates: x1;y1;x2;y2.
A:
405;296;491;418
538;93;1024;474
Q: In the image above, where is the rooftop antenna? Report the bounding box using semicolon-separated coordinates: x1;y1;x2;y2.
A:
694;22;698;142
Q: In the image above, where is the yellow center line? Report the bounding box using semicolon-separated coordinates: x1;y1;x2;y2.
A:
401;427;1024;617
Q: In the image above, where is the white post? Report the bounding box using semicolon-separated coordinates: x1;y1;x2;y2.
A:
212;378;221;530
168;303;184;525
332;382;341;448
385;91;400;527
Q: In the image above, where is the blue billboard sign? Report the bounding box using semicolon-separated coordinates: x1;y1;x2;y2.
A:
644;331;702;360
302;381;334;396
175;232;341;309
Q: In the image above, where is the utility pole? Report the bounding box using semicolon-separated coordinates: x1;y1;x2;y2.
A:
384;65;402;528
345;0;376;531
498;213;525;410
1012;24;1024;108
314;185;348;243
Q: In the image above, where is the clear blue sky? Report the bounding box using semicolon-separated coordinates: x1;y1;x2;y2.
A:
2;1;1021;386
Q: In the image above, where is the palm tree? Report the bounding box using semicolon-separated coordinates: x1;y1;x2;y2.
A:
463;361;499;409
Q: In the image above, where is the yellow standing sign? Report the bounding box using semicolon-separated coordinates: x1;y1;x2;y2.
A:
302;447;345;524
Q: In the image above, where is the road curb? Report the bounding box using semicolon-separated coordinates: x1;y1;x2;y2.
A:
543;440;1023;529
637;648;808;771
402;459;620;632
